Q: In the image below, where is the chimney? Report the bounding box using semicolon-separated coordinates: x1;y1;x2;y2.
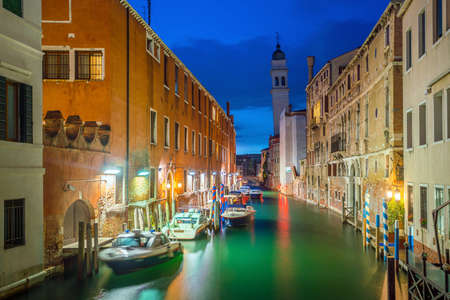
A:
226;101;230;117
307;56;315;83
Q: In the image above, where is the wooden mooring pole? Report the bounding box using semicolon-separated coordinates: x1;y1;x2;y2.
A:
387;256;396;300
78;221;85;280
86;223;92;277
94;223;99;274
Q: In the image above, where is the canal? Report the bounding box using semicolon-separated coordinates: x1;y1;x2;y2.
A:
17;192;405;300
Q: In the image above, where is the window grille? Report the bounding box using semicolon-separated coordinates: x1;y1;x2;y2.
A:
75;51;103;80
4;199;25;249
43;51;70;80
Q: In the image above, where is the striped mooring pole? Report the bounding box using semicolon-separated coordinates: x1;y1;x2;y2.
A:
211;186;217;228
220;184;225;224
408;225;414;250
365;192;370;246
382;198;389;262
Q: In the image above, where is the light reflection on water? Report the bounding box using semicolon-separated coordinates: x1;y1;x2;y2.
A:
16;192;405;300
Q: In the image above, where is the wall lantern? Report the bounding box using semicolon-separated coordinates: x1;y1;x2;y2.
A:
177;182;182;188
166;183;171;189
387;190;393;199
212;172;217;175
188;171;196;176
137;169;150;176
395;191;401;201
103;166;121;175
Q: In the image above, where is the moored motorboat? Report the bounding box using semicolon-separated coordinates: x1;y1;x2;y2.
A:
99;231;183;275
249;188;263;198
162;209;210;240
221;205;256;227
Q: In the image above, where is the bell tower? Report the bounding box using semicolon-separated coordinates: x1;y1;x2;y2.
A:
270;36;290;135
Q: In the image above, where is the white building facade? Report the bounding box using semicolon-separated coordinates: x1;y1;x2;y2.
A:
399;0;450;262
280;107;307;195
0;0;44;295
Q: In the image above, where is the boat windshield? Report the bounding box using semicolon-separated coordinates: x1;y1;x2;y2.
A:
115;237;139;247
147;235;169;248
175;218;197;224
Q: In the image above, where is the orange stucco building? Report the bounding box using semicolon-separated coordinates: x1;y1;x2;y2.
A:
41;0;236;265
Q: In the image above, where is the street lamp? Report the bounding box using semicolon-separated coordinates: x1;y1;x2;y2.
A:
395;189;401;201
137;169;150;176
177;182;182;188
387;190;393;199
103;166;121;175
166;183;171;189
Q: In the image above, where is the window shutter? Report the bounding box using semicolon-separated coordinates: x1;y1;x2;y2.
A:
20;84;33;143
0;76;6;140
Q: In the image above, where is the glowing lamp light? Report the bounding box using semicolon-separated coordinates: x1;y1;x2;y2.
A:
188;171;196;176
212;172;217;175
103;167;121;175
166;183;171;189
395;191;401;201
177;182;182;188
137;169;150;176
387;190;393;198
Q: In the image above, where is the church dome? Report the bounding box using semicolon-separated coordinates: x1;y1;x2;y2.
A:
272;43;285;60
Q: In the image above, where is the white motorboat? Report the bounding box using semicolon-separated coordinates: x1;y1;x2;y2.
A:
163;209;210;240
99;230;183;275
221;206;256;227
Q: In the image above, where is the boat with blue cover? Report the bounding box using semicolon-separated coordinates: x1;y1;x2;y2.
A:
98;230;183;275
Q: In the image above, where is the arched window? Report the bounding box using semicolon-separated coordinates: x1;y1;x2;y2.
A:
281;76;286;86
275;77;279;86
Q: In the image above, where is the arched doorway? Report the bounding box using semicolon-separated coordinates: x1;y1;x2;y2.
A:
63;200;91;245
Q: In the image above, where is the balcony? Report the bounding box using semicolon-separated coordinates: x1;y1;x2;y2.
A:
330;133;345;153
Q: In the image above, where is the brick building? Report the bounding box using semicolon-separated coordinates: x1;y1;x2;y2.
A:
41;0;236;265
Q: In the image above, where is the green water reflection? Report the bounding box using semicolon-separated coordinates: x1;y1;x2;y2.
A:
17;192;401;300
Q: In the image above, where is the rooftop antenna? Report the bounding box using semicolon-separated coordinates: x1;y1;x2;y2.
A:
147;0;151;25
276;32;280;47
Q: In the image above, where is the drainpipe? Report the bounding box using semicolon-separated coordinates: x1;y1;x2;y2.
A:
126;8;130;206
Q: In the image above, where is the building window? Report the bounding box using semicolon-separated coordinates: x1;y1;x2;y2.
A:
154;44;160;61
447;89;450;139
406;29;412;71
420;186;427;228
433;0;443;42
418;10;426;58
365;55;369;72
164;117;169;148
174;65;179;95
347;74;351;90
435;186;444;233
198;133;202;156
174;122;179;150
150;110;157;145
365;98;369;138
3;0;22;17
385;155;389;178
191;83;195;108
204;136;207;157
433;92;443;142
164;55;169;87
184;126;188;152
146;37;154;55
184;75;188;103
275;77;279;86
281;76;286;86
419;103;427;145
385;25;390;46
198;88;201;112
75;51;103;80
406;110;413;149
385;87;390;128
357;65;360;81
43;51;70;80
192;131;196;155
4;199;25;249
149;168;156;199
0;78;33;143
407;185;413;223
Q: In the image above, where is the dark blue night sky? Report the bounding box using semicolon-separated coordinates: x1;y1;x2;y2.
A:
130;0;391;154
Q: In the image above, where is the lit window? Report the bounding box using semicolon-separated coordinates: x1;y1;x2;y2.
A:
75;51;103;80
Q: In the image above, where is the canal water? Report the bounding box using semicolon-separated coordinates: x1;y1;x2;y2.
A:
16;192;404;300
